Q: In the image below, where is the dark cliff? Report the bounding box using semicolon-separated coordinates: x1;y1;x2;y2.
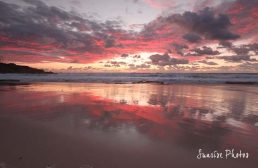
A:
0;63;53;74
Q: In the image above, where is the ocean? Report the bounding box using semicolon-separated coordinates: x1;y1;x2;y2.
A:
1;73;258;84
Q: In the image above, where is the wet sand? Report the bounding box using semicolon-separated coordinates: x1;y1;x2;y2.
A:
0;83;258;168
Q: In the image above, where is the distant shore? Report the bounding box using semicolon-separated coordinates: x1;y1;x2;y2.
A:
0;63;53;74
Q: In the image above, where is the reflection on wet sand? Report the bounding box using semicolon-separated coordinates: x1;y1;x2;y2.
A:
0;83;258;168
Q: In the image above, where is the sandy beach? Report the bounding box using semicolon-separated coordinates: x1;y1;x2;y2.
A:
0;82;257;168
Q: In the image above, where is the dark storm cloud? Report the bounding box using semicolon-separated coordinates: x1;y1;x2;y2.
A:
0;0;128;60
231;46;250;55
104;37;116;48
139;6;240;48
149;53;189;66
248;43;258;54
183;33;201;43
231;43;258;55
187;46;220;56
198;60;218;65
168;7;240;40
220;55;257;62
219;41;233;48
0;0;97;52
172;43;189;55
220;42;258;55
103;34;124;48
24;0;75;21
103;20;123;30
121;53;129;58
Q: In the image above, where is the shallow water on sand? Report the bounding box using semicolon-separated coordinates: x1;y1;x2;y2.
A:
0;83;258;168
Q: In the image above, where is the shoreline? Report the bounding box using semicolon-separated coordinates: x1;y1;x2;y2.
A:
0;80;257;85
1;73;258;85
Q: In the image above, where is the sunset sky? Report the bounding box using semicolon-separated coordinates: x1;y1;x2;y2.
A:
0;0;258;72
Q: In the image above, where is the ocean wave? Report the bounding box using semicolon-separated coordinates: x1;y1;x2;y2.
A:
0;73;258;84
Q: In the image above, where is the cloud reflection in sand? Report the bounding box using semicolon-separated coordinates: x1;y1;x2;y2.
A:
1;83;258;154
